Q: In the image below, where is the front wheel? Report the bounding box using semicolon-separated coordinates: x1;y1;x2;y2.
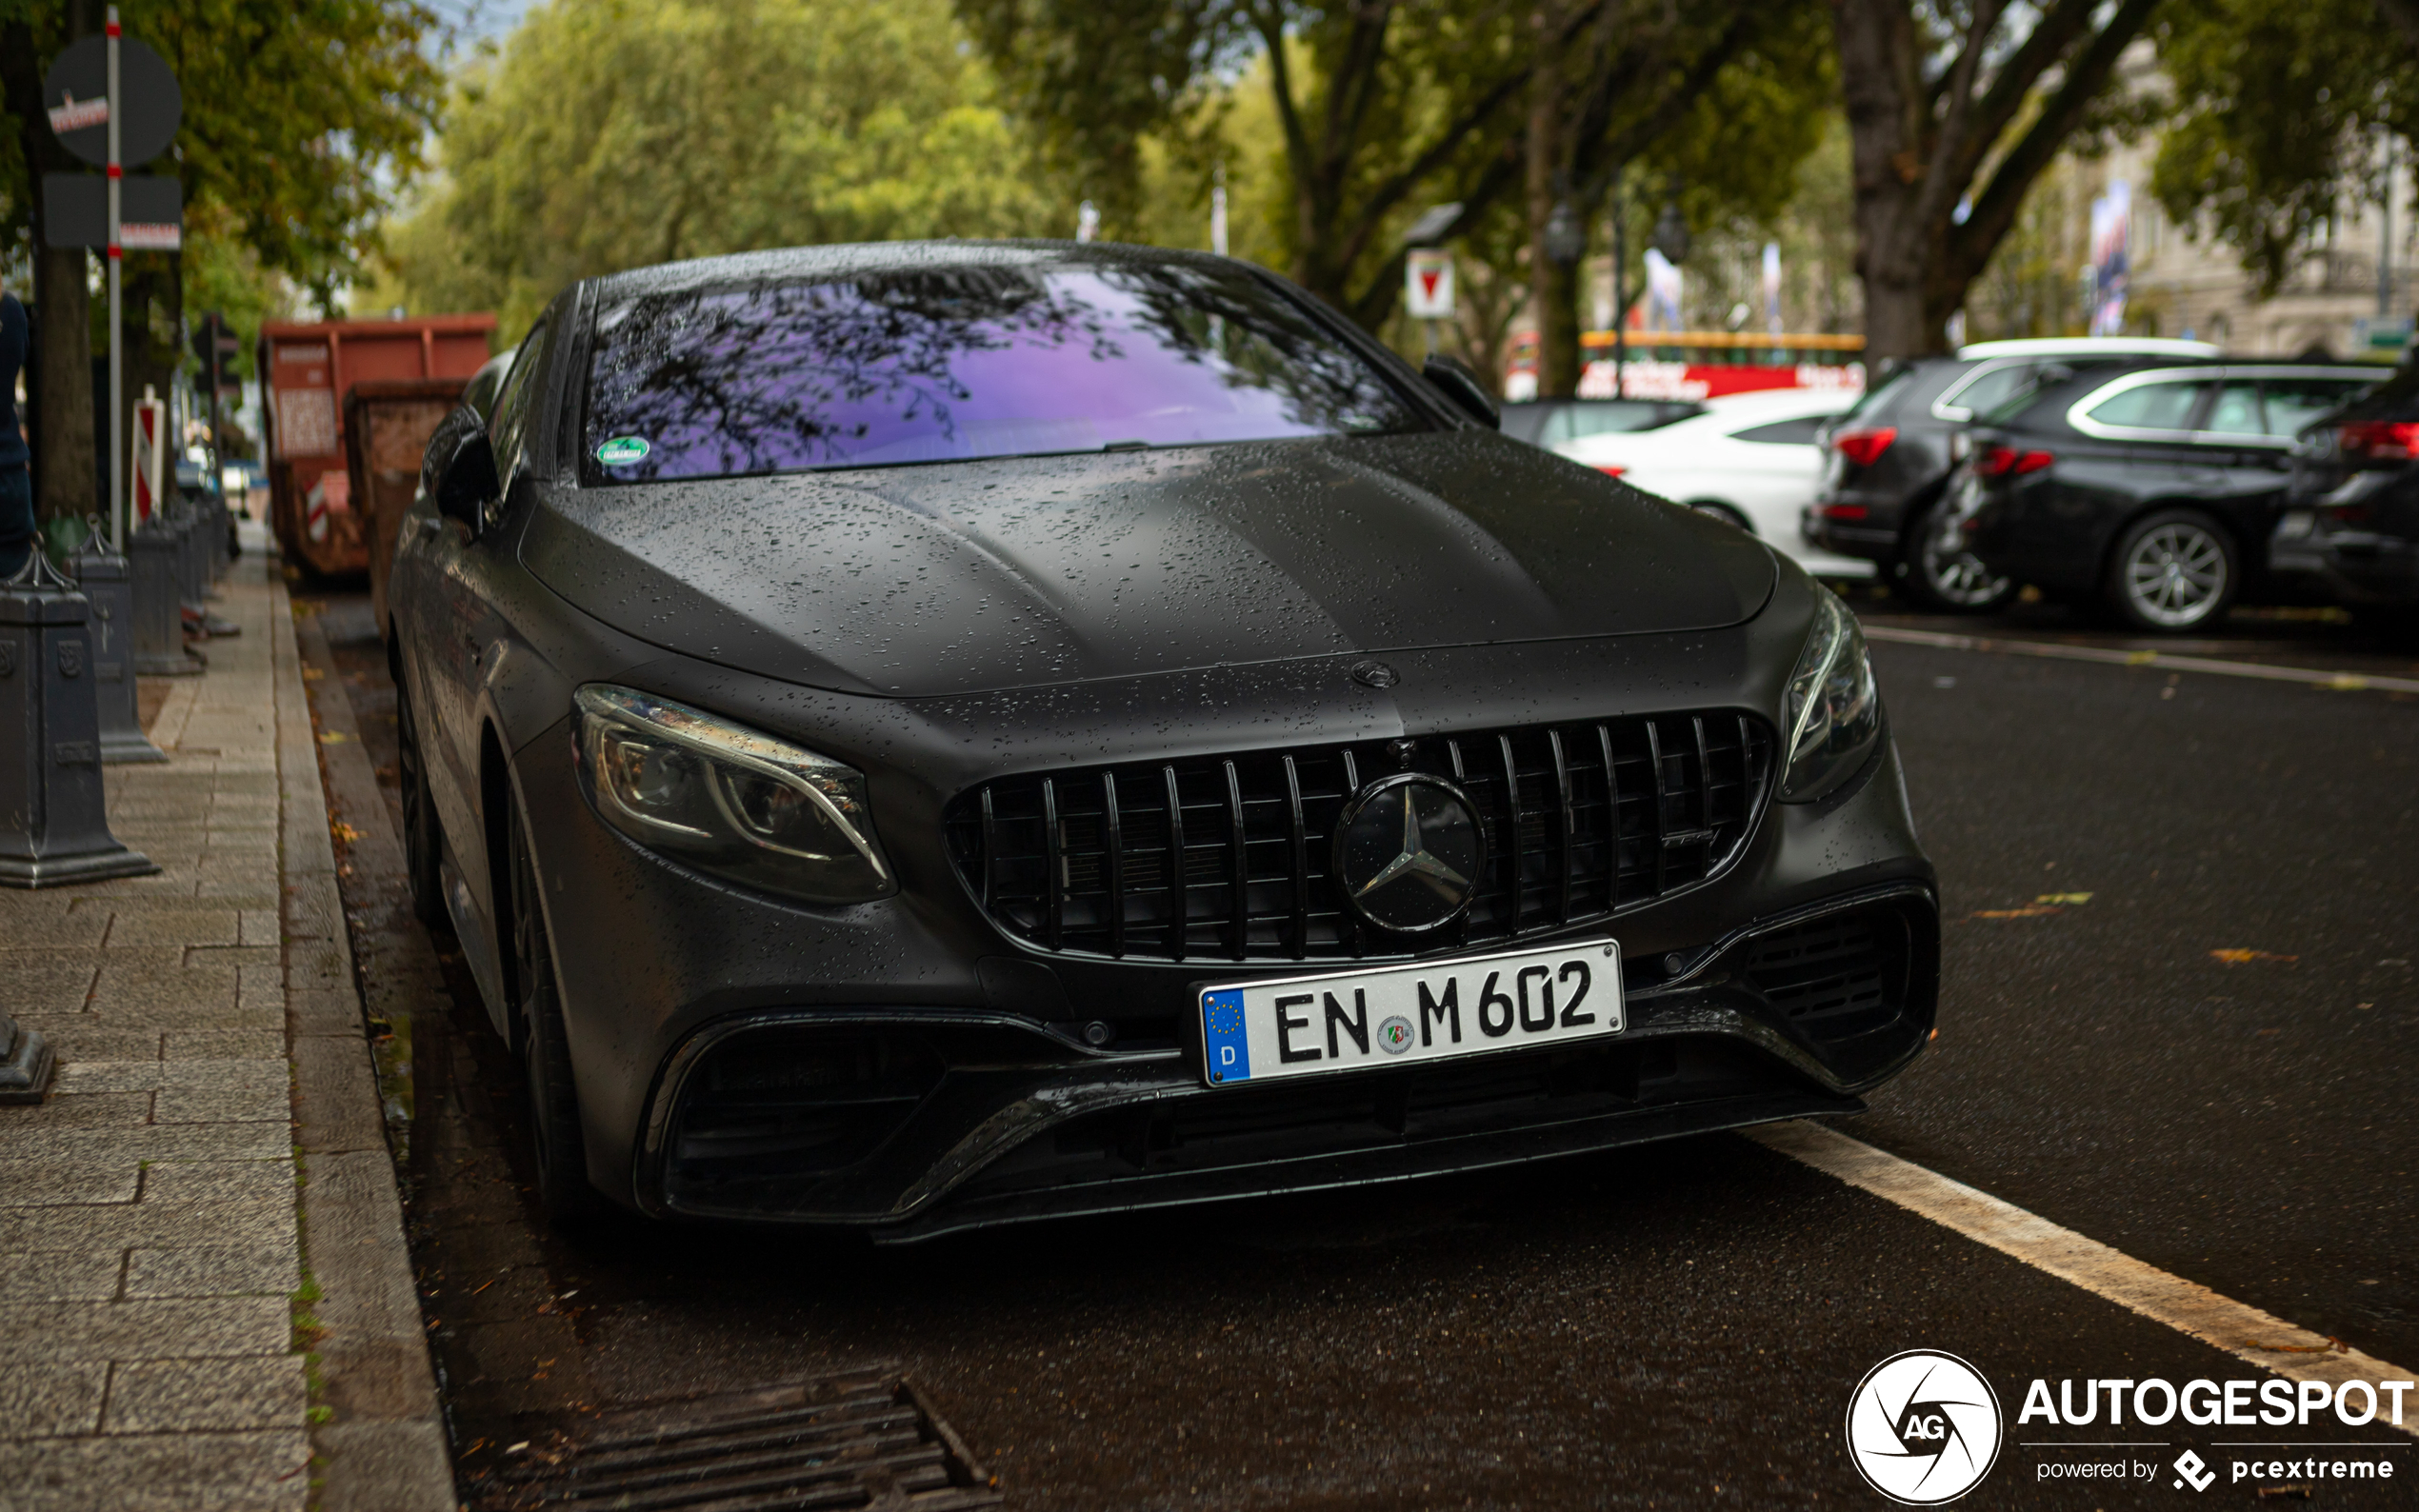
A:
2107;509;2235;632
508;796;602;1224
1900;502;2018;613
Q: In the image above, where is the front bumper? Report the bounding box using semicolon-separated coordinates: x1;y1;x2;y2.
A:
633;882;1935;1241
514;626;1937;1234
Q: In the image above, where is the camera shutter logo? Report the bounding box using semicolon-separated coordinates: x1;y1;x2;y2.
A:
1845;1350;2003;1504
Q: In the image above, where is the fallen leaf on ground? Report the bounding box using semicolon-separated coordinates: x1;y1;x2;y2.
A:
2211;949;2298;965
2035;892;2093;905
330;822;361;845
316;730;348;744
301;666;325;681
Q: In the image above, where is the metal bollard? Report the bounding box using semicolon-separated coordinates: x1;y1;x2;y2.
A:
0;1007;53;1104
205;492;231;587
170;503;238;639
0;551;159;890
70;541;170;765
130;516;201;677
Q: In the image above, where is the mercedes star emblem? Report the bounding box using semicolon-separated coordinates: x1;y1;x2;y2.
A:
1332;772;1487;932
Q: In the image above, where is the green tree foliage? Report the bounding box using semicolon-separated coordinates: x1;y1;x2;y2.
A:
962;0;1532;325
2151;0;2419;296
0;0;439;519
1829;0;2165;361
383;0;1059;336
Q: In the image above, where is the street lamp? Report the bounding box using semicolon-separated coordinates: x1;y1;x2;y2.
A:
1651;199;1691;269
1543;198;1586;268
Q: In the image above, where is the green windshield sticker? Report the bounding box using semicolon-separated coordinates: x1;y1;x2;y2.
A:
595;436;650;466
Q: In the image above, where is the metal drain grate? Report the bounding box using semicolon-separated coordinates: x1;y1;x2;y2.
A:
466;1370;1002;1511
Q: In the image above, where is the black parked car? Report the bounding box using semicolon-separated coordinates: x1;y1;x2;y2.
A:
2269;358;2419;616
1956;360;2383;631
1807;338;2217;610
391;241;1937;1236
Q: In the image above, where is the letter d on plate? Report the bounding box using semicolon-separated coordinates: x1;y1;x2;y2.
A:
1202;988;1251;1084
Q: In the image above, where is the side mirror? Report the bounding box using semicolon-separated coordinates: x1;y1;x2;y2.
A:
1423;354;1499;429
420;405;483;503
434;426;499;531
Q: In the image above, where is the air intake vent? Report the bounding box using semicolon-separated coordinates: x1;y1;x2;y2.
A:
946;711;1770;964
1743;908;1901;1039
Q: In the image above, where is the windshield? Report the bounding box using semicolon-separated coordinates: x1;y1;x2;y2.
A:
581;263;1425;482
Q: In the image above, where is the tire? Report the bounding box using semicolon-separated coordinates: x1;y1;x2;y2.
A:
1899;500;2018;613
394;674;448;928
2106;508;2236;632
508;797;602;1224
1686;500;1752;533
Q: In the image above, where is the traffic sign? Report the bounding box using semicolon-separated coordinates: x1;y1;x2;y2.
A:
41;172;181;250
42;33;181;167
1406;249;1455;321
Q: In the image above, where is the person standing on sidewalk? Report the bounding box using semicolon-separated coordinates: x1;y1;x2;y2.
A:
0;279;32;579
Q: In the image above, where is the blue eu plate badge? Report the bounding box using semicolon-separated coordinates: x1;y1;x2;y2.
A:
1201;988;1251;1084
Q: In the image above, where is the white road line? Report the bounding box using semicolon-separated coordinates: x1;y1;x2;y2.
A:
1745;1120;2419;1436
1859;624;2419;696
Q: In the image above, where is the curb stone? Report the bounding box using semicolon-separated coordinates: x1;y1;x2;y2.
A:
272;578;455;1512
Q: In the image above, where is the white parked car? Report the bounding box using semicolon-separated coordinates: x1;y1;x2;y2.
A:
1554;387;1873;579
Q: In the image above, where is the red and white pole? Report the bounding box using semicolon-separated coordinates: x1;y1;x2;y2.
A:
107;6;123;550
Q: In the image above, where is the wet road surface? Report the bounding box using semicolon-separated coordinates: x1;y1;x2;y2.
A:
295;588;2417;1508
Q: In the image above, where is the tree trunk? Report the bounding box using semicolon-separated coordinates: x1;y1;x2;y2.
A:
1830;0;1949;364
3;8;107;530
1526;13;1583;399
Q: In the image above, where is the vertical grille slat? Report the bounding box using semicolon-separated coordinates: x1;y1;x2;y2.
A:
1041;778;1064;951
1549;728;1575;926
1497;735;1524;939
1223;760;1249;963
1102;770;1126;959
1283;756;1310;960
1163;765;1187;962
945;709;1772;965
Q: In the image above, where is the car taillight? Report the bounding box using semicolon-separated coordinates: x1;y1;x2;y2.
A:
1595;464;1627;478
1818;504;1869;521
2340;420;2419;460
1832;428;1896;467
1974;445;2054;477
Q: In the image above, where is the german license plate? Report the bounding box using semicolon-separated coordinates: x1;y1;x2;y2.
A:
1196;940;1623;1088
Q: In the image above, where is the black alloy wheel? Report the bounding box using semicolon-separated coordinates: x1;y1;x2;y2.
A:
2107;508;2236;632
508;795;602;1224
394;674;448;928
1901;499;2019;613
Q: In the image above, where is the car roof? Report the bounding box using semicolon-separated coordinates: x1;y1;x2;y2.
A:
1978;360;2388;434
583;239;1259;302
1954;336;2221;360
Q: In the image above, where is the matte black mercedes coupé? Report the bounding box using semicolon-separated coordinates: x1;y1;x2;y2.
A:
391;243;1937;1237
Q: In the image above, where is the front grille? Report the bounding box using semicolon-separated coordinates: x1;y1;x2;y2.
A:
945;711;1771;963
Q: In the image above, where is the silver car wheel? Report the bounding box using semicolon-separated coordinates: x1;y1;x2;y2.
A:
2122;522;2228;628
1918;513;2013;608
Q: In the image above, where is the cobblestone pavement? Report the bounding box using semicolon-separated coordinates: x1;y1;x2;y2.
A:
0;545;447;1512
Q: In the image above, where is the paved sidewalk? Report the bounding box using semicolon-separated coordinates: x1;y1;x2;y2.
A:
0;547;450;1512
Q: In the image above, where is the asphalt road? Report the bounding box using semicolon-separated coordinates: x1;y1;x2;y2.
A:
298;588;2416;1509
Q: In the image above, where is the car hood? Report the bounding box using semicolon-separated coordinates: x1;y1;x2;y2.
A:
521;431;1776;698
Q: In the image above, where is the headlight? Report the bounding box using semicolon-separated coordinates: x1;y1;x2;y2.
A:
1779;586;1882;803
572;686;896;905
